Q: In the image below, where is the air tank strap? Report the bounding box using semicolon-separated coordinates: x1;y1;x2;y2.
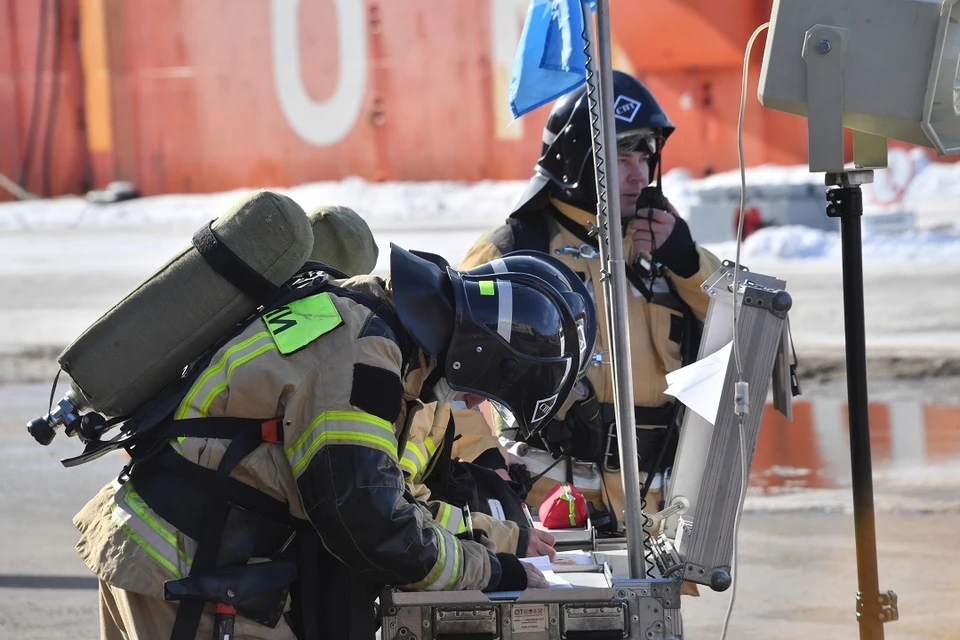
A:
193;222;279;300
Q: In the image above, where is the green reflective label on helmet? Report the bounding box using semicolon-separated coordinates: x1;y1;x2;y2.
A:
263;292;343;355
479;280;495;296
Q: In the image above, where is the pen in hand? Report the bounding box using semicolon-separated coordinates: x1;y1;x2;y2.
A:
463;505;474;541
521;502;535;528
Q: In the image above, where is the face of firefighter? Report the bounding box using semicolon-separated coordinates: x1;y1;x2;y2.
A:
433;377;487;408
462;393;486;409
617;150;651;217
431;377;461;405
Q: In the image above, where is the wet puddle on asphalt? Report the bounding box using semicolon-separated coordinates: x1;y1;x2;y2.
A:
751;399;960;491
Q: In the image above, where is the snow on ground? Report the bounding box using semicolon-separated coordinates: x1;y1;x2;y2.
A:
2;160;959;265
703;224;960;264
0;180;960;262
662;147;960;212
0;178;522;233
1;160;958;360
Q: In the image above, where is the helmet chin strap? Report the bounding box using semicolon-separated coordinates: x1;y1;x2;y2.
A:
552;132;668;213
656;135;665;191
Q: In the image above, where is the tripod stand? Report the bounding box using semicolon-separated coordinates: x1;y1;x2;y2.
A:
825;170;899;640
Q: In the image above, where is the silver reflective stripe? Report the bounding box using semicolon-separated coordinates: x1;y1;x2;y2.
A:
401;442;428;479
408;525;462;591
111;483;191;579
437;503;466;534
489;261;513;344
402;432;441;481
496;281;513;344
399;451;419;478
490;259;507;274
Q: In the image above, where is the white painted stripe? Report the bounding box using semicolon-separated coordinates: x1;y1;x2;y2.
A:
889;400;927;468
812;398;851;481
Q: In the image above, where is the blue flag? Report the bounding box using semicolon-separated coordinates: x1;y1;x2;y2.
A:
508;0;596;119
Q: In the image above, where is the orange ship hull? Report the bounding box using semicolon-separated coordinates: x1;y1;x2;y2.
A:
0;0;928;199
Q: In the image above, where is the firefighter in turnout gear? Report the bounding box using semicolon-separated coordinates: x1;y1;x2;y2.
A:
404;250;598;561
305;206;551;560
456;70;722;533
73;242;590;640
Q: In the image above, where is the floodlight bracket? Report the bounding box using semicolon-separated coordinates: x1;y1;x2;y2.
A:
802;24;890;172
802;24;849;172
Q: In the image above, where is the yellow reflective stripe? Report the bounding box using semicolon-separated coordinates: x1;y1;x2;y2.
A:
197;343;277;417
287;411;394;459
398;455;418;477
291;431;398;477
286;411;396;477
437;503;453;529
111;501;180;578
401;448;421;468
404;442;428;472
424;436;438;456
407;526;445;589
443;530;463;590
174;331;274;419
124;486;193;568
436;503;466;535
407;525;460;591
111;484;191;579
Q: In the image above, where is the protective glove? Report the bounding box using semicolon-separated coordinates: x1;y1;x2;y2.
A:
540;417;575;458
650;213;699;278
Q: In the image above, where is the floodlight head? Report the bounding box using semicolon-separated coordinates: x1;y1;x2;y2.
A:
759;0;960;172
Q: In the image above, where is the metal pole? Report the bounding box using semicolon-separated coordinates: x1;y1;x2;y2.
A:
826;172;889;639
582;0;647;579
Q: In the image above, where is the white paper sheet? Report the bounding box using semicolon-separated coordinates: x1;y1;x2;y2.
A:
552;550;594;566
663;341;733;425
520;555;573;588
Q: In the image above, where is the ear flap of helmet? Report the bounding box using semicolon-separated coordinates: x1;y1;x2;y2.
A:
389;244;455;356
510;173;553;217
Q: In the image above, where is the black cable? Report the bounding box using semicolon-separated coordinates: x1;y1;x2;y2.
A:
526;454;566;487
41;0;63;198
18;0;50;189
46;369;61;417
645;142;665;293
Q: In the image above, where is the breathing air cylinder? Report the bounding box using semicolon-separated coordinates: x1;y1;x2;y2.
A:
57;189;313;420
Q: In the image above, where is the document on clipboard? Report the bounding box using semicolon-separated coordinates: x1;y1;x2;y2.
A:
520;555;573;588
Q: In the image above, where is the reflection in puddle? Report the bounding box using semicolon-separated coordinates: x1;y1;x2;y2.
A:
751;400;960;492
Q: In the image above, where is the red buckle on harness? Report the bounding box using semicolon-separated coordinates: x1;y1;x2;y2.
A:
260;418;283;444
215;603;237;615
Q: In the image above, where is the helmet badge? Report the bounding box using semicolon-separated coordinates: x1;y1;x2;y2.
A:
532;393;560;424
613;95;642;123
